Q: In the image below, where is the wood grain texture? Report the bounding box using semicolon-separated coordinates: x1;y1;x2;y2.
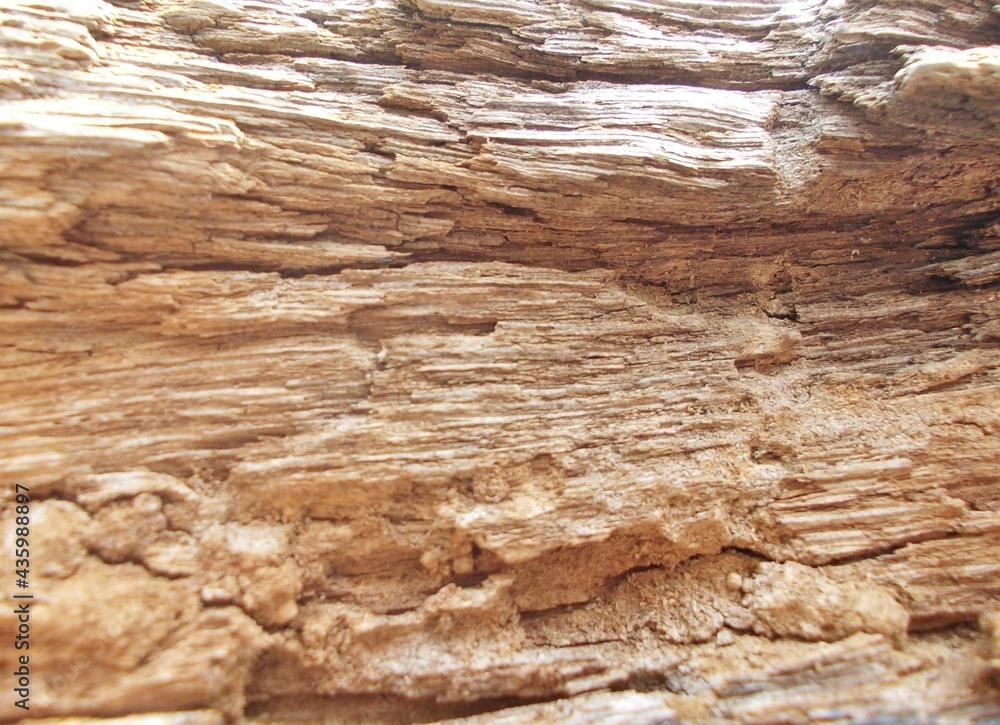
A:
1;0;999;722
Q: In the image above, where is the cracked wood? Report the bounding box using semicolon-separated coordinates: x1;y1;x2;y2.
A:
1;0;1000;723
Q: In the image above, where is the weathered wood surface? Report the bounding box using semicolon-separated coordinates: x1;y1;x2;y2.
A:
1;0;999;722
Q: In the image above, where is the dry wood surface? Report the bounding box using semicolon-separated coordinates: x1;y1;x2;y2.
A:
1;0;1000;722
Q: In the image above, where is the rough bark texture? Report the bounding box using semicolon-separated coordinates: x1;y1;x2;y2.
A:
2;0;1000;722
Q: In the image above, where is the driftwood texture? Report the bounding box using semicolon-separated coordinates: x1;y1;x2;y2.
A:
2;0;1000;722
